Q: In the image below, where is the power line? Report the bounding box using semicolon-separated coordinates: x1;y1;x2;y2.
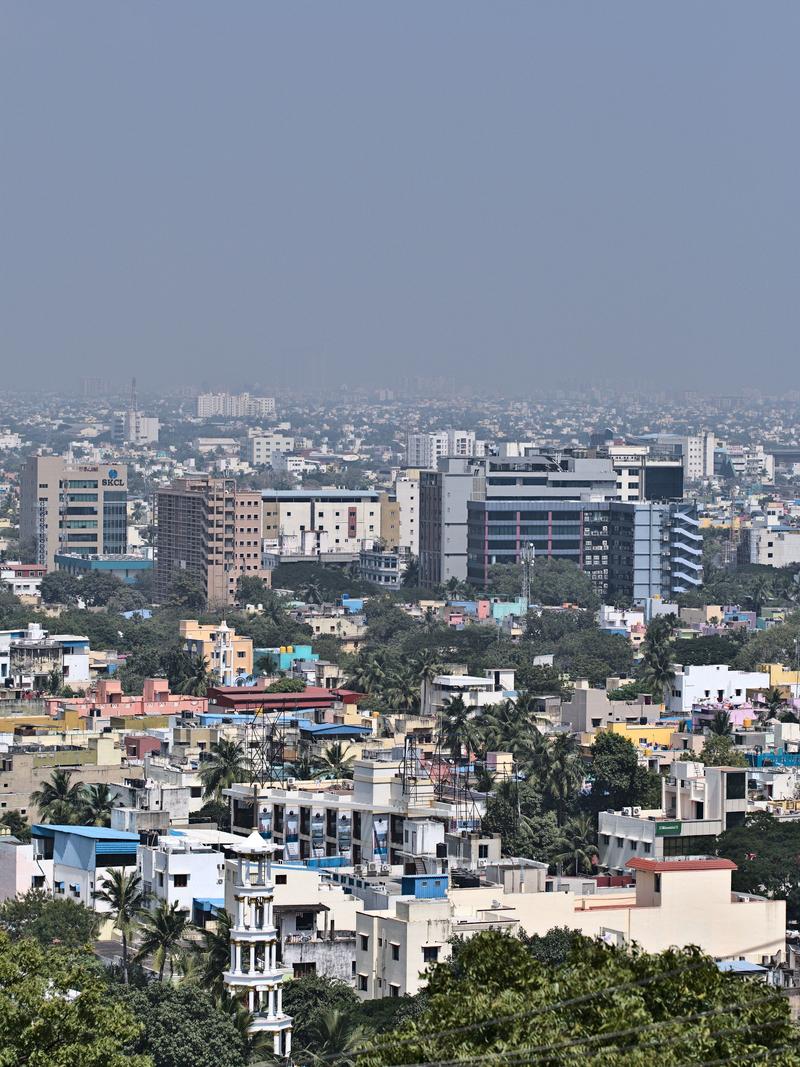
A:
314;935;785;1064
379;986;800;1067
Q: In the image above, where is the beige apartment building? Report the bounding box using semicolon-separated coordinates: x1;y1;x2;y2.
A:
156;477;268;607
20;456;128;570
355;856;785;999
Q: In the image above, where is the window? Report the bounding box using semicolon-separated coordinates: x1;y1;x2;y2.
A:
358;974;368;992
389;984;400;997
275;874;287;885
654;874;661;894
360;934;369;951
173;873;188;888
422;946;439;963
293;962;316;977
390;943;400;961
478;844;489;859
295;911;315;932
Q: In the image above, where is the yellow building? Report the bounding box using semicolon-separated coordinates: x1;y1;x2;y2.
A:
603;721;676;749
179;619;253;684
759;662;800;696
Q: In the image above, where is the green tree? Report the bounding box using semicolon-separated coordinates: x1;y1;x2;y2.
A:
304;1006;374;1066
587;733;659;813
440;694;479;761
40;570;82;605
93;869;145;984
316;742;356;780
82;782;118;826
235;573;269;606
0;809;31;841
0;933;150;1067
191;797;231;831
0;889;100;948
198;738;249;798
357;929;798;1067
707;710;732;737
134;900;190;981
166;570;207;610
717;811;800;924
265;676;306;692
282;974;360;1054
115;983;248;1067
178;654;214;696
30;767;86;823
189;909;232;995
698;734;747;767
553;814;598;875
554;630;634;686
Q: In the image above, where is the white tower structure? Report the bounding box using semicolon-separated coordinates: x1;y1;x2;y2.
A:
223;831;292;1058
212;619;235;686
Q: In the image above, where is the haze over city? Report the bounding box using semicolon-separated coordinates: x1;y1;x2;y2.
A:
2;2;799;392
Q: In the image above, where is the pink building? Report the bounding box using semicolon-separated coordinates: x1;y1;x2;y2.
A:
44;678;208;721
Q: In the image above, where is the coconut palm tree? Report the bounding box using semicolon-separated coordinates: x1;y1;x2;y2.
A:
315;742;356;780
346;650;388;696
554;814;599;876
541;734;582;826
383;670;420;715
82;783;118;826
30;768;86;824
292;754;322;780
749;575;774;619
190;909;232;995
708;710;732;737
302;1007;375;1067
178;654;214;696
764;686;785;720
440;694;479;761
199;738;249;798
409;649;444;687
94;868;145;984
135;900;190;980
640;643;676;707
303;580;324;606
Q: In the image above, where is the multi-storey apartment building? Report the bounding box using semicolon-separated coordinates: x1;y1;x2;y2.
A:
156;477;266;607
406;431;485;469
248;432;295;466
261;490;382;559
20;456;128;570
196;392;275;418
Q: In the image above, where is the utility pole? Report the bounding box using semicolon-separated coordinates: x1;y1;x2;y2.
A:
521;541;535;613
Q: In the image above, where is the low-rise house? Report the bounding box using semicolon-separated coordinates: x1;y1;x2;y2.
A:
31;823;140;915
560;681;659;735
667;665;770;714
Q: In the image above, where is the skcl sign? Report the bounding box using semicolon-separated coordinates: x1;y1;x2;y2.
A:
101;467;125;487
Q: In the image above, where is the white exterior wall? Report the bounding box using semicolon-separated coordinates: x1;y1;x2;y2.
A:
0;840;53;900
395;477;420;556
138;839;226;911
668;665;770;713
250;434;295;466
750;527;800;567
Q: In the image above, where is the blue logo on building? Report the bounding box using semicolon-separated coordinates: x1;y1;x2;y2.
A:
108;469;118;479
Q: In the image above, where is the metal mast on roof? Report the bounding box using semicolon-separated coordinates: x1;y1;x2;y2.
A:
247;705;287;787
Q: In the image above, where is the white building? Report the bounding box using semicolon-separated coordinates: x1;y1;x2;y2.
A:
406;431;485;469
249;433;296;467
261;490;382;559
747;523;800;568
395;474;420;556
0;836;53;900
598;762;748;871
197;393;275;419
683;432;716;481
421;669;516;720
667;664;770;713
113;411;160;445
139;832;228;913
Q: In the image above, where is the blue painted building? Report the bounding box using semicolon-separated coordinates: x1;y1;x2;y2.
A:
54;552;154;585
32;824;139;911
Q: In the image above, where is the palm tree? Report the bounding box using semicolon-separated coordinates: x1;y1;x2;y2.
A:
382;670;420;715
640;643;676;707
0;810;31;842
303;580;324;606
30;768;86;824
199;738;249;798
178;654;214;696
94;868;145;984
440;694;479;761
402;556;420;587
135;899;190;980
409;649;443;688
190;909;232;995
554;814;599;876
346;650;389;696
82;783;118;826
291;754;322;780
46;667;64;695
315;742;356;780
541;734;582;826
749;575;774;618
303;1007;374;1067
708;710;732;737
763;686;784;720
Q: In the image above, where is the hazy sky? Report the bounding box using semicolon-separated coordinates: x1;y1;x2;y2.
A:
1;3;798;393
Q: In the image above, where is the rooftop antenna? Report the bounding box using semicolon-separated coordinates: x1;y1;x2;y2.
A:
129;376;137;415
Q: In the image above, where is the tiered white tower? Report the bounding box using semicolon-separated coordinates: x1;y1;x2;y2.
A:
223;830;292;1058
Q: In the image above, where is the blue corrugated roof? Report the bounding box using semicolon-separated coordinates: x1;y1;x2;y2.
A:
32;824;139;841
717;959;768;974
298;722;371;737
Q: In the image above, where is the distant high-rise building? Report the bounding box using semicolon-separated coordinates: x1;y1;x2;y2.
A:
406;430;485;469
156;477;267;607
112;410;160;445
20;456;128;570
196;392;275;419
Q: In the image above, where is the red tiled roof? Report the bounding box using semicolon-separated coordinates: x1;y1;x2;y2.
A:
627;857;737;874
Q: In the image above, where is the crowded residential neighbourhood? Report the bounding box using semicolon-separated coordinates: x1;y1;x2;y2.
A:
5;389;800;1063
